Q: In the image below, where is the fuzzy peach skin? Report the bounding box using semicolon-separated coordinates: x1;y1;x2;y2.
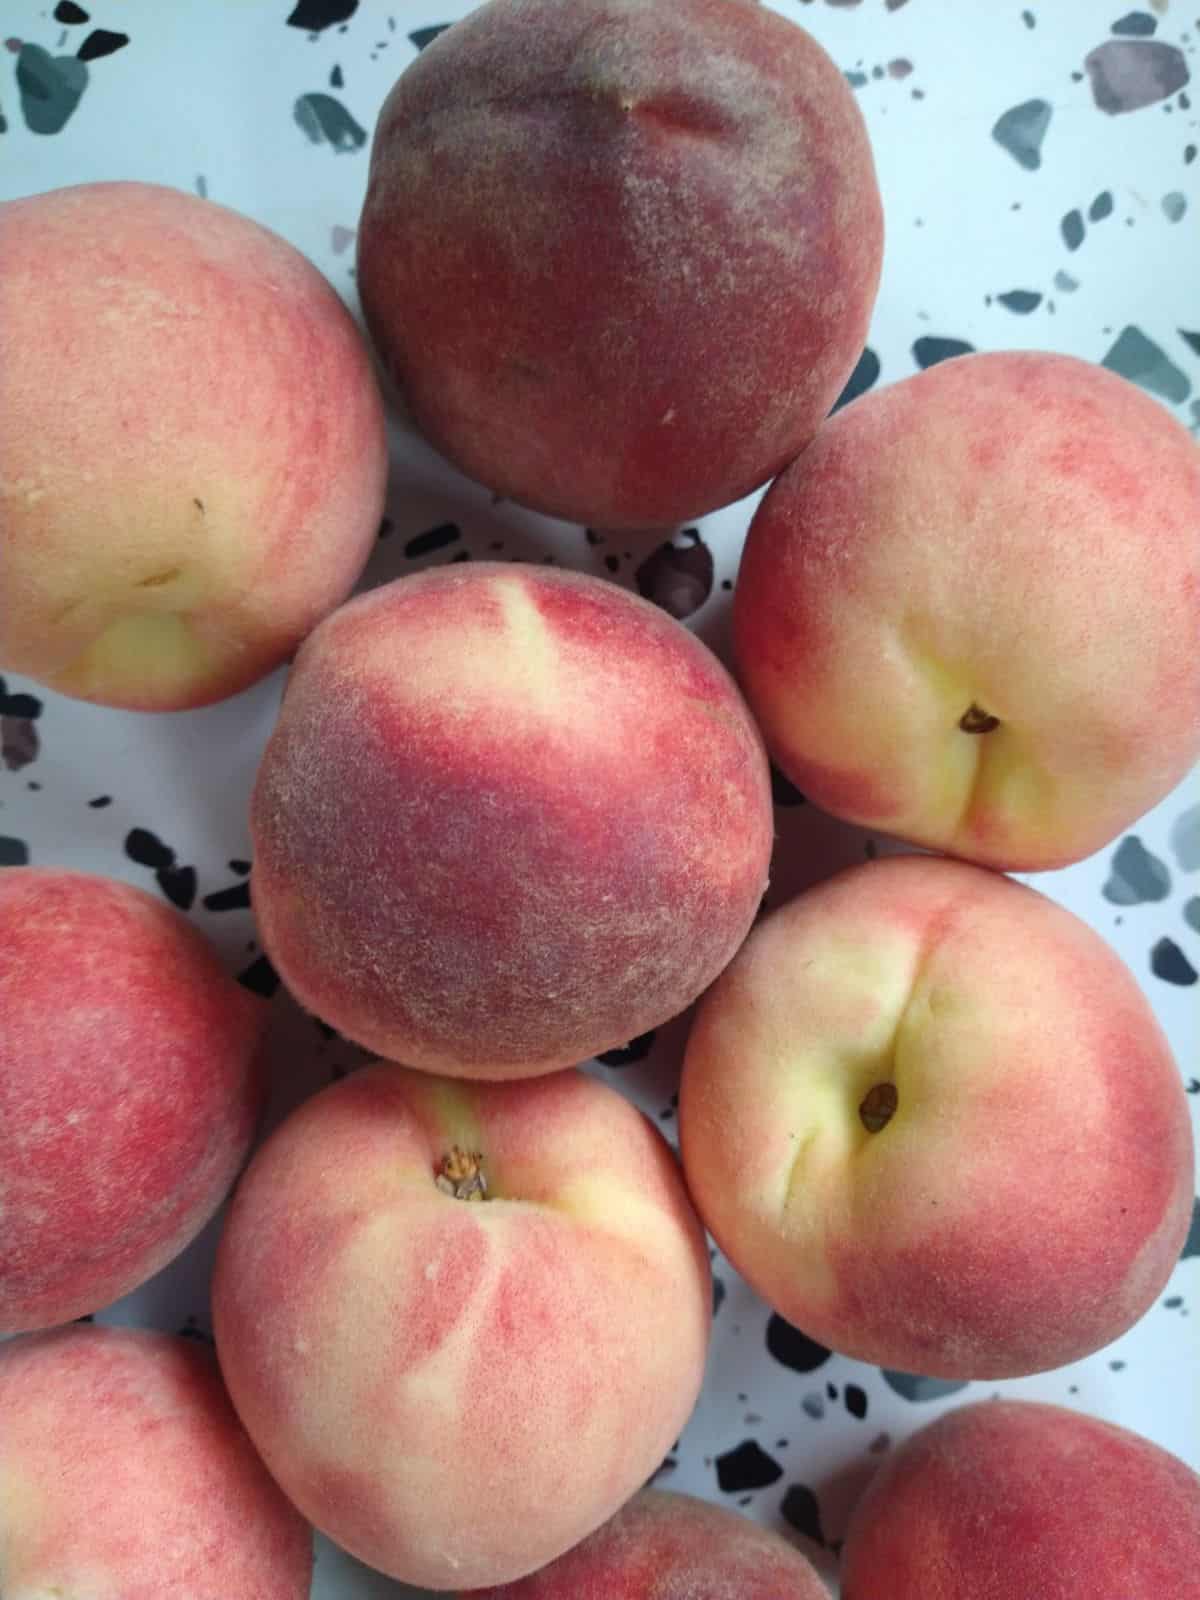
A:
0;181;387;710
0;868;267;1332
0;1324;312;1599
841;1400;1200;1600
356;0;882;529
678;855;1195;1379
464;1487;828;1600
212;1063;712;1591
250;561;773;1076
733;351;1200;870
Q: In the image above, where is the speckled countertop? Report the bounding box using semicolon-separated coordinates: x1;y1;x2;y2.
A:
1;3;1198;1596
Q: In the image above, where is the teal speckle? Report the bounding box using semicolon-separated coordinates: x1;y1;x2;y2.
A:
16;43;89;134
294;92;367;153
1102;325;1192;403
1102;835;1172;905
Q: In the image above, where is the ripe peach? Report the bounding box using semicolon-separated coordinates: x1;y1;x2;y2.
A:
733;351;1200;869
0;868;266;1332
678;855;1194;1378
212;1063;712;1591
841;1400;1200;1600
0;1324;312;1599
466;1487;828;1599
250;562;773;1076
357;0;882;528
0;181;387;710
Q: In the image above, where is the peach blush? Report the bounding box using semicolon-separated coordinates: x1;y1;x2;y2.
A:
0;181;387;709
213;1064;712;1590
734;350;1200;869
250;561;773;1076
679;854;1194;1378
0;867;267;1332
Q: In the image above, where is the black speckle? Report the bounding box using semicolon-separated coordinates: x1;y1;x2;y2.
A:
1186;144;1197;164
584;528;604;546
1110;1358;1127;1369
0;680;44;721
603;554;620;574
845;1383;868;1419
997;289;1043;313
826;1382;838;1401
76;28;128;60
124;827;175;871
715;1440;783;1493
1151;936;1198;985
1182;1200;1200;1260
330;63;344;88
404;521;460;559
54;1;89;20
229;858;252;875
377;517;394;540
780;1484;825;1545
766;1313;832;1372
1062;209;1086;249
202;880;252;912
1165;1294;1184;1308
156;864;197;912
177;1319;214;1345
881;1370;971;1402
238;955;281;998
596;1031;656;1067
1089;189;1115;221
1112;11;1158;35
1180;330;1200;358
713;1277;726;1316
410;23;451;50
0;837;29;866
88;796;112;809
991;98;1052;168
831;346;881;412
634;529;714;620
287;0;358;28
912;336;975;368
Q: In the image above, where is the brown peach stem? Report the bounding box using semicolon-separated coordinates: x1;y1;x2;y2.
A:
959;703;1001;734
435;1146;489;1201
859;1082;898;1134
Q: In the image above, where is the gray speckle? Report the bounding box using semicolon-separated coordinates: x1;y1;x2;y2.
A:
881;1371;971;1402
1054;269;1080;291
801;1392;826;1419
1089;189;1115;221
1;718;39;772
0;837;29;866
913;336;976;368
1062;208;1086;250
1184;897;1200;934
1085;40;1190;115
194;174;207;198
1170;804;1200;871
1022;8;1036;26
293;92;367;152
887;58;913;79
992;98;1052;169
15;43;89;134
1151;936;1198;986
1112;11;1158;35
997;289;1043;313
1163;190;1188;221
1102;835;1172;905
845;70;869;89
1102;325;1192;403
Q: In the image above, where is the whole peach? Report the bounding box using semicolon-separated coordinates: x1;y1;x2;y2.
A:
841;1400;1200;1600
678;854;1194;1378
212;1063;712;1590
733;351;1200;869
0;181;387;710
0;868;266;1332
466;1487;828;1599
250;562;773;1076
0;1324;312;1599
357;0;882;528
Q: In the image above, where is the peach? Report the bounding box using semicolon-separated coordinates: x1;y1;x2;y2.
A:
841;1399;1200;1600
733;351;1200;870
0;181;387;710
0;868;266;1332
678;854;1194;1378
357;0;882;528
250;562;773;1076
466;1487;828;1599
212;1063;711;1591
0;1324;312;1598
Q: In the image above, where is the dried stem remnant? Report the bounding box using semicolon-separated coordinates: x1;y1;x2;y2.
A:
959;702;1001;735
859;1082;898;1134
435;1145;489;1201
